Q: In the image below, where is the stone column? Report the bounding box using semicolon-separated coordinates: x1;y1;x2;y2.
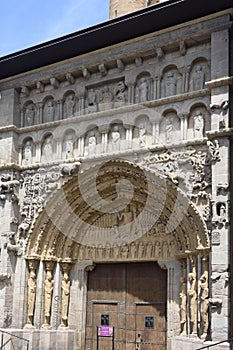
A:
125;124;133;149
188;257;197;336
51;262;62;329
69;261;95;350
154;76;159;100
179;259;187;336
36;102;43;124
18;144;23;165
34;260;44;328
35;141;41;163
99;126;108;154
57;99;63;121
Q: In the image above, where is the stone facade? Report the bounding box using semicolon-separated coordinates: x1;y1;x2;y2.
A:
109;0;167;18
0;1;232;350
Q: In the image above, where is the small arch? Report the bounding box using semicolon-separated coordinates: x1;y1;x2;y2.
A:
62;91;76;119
23;100;35;127
43;96;55;123
189;58;210;92
187;103;210;140
22;137;34;166
161;65;182;98
159;110;181;145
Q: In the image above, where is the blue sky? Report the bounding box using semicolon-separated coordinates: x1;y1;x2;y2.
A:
0;0;109;57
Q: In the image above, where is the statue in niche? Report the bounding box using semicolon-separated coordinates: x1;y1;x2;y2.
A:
219;203;226;217
193;110;204;138
86;89;98;113
188;272;197;334
138;123;146;147
136;78;149;103
60;272;70;328
27;269;37;326
22;141;33;165
130;242;137;258
165;71;177;97
99;86;113;111
192;65;205;91
88;131;96;155
24;104;35;126
200;271;209;338
154;242;161;257
111;125;120;149
41;136;53;162
165;117;173;143
179;277;187;335
63;95;75;119
64;133;74;159
44;100;55;123
138;242;144;258
114;81;127;106
43;270;54;327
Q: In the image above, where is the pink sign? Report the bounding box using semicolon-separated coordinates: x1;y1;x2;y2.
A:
98;326;113;337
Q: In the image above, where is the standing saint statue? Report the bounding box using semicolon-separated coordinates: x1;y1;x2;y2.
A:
27;269;37;326
200;271;209;339
188;272;197;335
60;272;71;327
43;270;54;327
179;277;187;335
193;110;204;138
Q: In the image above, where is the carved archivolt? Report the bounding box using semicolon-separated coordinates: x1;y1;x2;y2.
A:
25;160;209;262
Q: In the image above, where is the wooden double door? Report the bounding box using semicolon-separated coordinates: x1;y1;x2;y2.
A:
85;262;167;350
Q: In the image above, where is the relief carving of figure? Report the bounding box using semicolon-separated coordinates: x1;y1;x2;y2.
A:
200;271;209;339
188;272;197;335
24;104;35;127
63;95;75;119
41;136;53;162
44;100;55;123
193;110;204;138
86;89;98;113
165;71;177;97
165;117;173;143
88;131;96;155
99;86;113;111
43;270;54;327
27;269;37;326
22;141;33;165
114;81;127;106
136;78;149;103
139;123;146;147
111;125;120;150
64;134;74;159
192;65;205;91
179;277;187;335
60;272;71;327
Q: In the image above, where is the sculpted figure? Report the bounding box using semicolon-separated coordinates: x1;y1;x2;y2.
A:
99;86;113;111
165;118;173;143
138;78;149;103
22;141;33;165
64;95;75;118
43;270;54;326
179;277;187;335
64;134;74;159
114;81;127;106
24;104;35;126
165;71;177;97
86;89;98;113
44;100;54;123
188;272;197;335
139;123;146;147
200;271;209;338
193;110;204;138
41;136;53;162
61;272;70;327
27;269;37;326
88;131;96;155
111;125;120;150
193;65;205;91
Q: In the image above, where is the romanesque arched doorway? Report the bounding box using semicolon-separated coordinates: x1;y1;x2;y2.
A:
24;160;209;349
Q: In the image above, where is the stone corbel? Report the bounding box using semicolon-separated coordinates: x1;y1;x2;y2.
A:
179;40;187;56
50;77;59;89
156;47;164;60
80;65;90;80
209;298;222;310
65;72;75;84
98;63;108;76
135;57;143;67
36;81;44;93
116;59;125;72
21;86;30;97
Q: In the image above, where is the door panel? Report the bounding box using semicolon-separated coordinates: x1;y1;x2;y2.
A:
85;262;167;350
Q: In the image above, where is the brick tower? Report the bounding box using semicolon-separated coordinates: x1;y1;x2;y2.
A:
109;0;165;19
